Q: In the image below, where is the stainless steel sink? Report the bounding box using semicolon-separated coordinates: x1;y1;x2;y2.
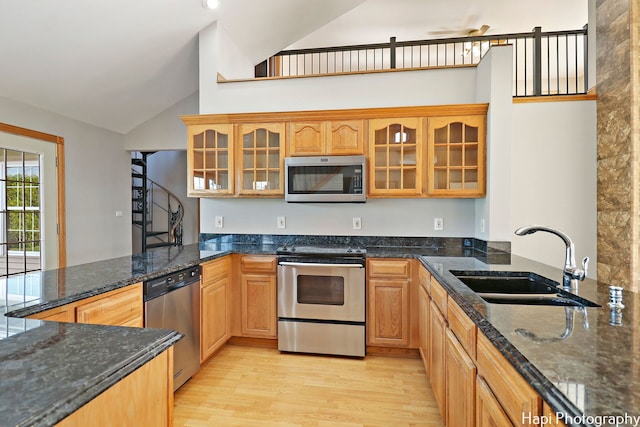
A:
450;271;600;307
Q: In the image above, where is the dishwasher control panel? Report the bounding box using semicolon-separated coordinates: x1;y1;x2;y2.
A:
143;265;201;301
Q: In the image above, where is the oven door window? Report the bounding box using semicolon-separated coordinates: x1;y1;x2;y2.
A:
297;275;344;305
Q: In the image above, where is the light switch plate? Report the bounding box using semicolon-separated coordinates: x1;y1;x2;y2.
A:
277;216;286;229
215;216;224;228
434;217;444;231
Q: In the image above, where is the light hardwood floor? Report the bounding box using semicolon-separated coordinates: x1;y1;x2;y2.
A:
174;344;444;426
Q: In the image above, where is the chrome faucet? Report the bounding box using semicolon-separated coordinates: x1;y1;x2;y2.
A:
514;225;589;290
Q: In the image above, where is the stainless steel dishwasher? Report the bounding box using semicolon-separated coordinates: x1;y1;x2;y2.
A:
144;265;201;391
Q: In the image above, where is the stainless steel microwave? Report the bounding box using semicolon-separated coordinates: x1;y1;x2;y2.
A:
284;155;366;203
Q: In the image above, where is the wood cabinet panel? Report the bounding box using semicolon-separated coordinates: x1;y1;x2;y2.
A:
368;117;423;197
241;274;276;337
28;305;76;322
446;329;476;427
201;257;232;362
447;296;477;360
288;122;325;156
368;259;411;278
237;123;285;196
476;332;541;426
427;115;486;198
57;348;173;427
476;376;513;427
240;255;277;273
75;284;143;327
187;123;234;196
429;278;448;318
418;264;430;294
201;275;230;361
327;120;365;155
368;278;410;346
429;299;447;420
418;284;430;372
288;120;365;156
238;255;277;339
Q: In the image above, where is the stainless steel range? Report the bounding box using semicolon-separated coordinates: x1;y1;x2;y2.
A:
277;245;366;357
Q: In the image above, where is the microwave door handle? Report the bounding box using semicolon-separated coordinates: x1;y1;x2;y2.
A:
278;262;363;268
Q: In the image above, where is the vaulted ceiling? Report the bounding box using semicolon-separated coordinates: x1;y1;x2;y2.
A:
0;0;587;134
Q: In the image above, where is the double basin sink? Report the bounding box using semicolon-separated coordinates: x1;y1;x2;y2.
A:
451;271;600;307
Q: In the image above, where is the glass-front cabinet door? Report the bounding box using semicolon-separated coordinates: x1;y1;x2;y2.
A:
238;123;285;195
187;124;234;196
368;118;423;197
427;115;486;197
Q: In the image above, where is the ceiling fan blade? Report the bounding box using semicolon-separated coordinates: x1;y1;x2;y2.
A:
468;24;490;37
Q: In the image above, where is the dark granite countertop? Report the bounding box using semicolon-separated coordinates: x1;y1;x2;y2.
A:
2;234;638;426
0;322;181;427
420;255;640;427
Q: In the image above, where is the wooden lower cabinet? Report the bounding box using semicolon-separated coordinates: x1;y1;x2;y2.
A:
367;259;412;347
429;299;447;420
28;283;143;327
76;284;143;327
543;402;567;427
476;376;513;427
239;255;277;338
29;305;76;322
445;329;476;427
241;273;276;337
476;331;541;426
418;283;430;371
201;257;232;362
57;347;173;427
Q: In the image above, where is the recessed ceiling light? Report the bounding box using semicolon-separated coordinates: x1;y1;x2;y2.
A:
203;0;219;9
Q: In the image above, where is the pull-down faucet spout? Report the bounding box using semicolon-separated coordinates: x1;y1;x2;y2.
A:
515;225;589;290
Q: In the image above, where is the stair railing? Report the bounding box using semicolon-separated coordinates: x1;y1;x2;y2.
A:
131;167;184;250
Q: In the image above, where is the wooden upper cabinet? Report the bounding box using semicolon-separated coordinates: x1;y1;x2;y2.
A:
427;115;486;197
238;123;285;196
187;124;234;197
368;118;423;197
288;120;365;156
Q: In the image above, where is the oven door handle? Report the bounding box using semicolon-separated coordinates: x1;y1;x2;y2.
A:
278;261;364;268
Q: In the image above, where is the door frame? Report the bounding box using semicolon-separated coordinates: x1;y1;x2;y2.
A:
0;122;66;268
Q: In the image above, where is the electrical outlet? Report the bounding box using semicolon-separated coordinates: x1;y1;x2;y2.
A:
434;217;444;231
277;216;286;229
215;216;224;228
480;218;485;233
353;217;362;230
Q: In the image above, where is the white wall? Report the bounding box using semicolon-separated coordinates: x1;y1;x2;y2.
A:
510;100;597;276
124;92;198;151
200;198;475;237
0;96;132;266
474;46;514;243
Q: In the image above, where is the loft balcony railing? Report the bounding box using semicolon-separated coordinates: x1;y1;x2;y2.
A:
258;26;588;97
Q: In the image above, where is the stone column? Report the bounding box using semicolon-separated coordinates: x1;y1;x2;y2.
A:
596;0;640;290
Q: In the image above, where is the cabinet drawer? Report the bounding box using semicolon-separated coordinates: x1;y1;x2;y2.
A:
202;256;232;285
76;284;143;327
476;332;541;426
367;259;411;278
447;296;476;360
418;265;430;293
429;278;448;317
240;255;277;273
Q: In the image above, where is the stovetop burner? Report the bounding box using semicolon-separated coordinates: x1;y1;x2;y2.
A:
276;245;366;257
